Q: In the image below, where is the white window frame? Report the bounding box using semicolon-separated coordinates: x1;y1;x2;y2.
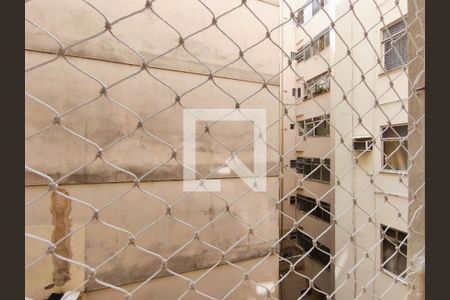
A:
380;225;408;280
296;157;331;183
380;124;408;173
297;114;330;137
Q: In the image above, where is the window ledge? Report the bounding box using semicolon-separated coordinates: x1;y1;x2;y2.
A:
297;211;331;224
379;66;406;77
302;178;331;185
379;169;408;175
381;268;408;286
298;135;331;139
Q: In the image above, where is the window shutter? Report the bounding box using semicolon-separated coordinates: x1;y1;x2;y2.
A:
297;10;304;26
383;19;407;71
290;51;296;60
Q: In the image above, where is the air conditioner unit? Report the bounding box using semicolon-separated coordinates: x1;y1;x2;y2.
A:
352;137;374;151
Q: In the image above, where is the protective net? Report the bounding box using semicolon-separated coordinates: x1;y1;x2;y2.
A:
25;0;425;299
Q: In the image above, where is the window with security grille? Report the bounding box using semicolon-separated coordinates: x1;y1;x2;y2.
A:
294;29;329;63
382;18;408;71
297;231;313;252
381;225;408;278
381;124;408;171
293;49;303;62
296;157;331;182
296;194;331;223
296;231;331;266
298;114;330;136
304;72;330;99
289;159;297;168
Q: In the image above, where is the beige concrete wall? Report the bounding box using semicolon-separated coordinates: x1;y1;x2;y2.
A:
26;0;281;84
25;0;281;299
25;51;280;186
81;256;279;300
25;178;279;293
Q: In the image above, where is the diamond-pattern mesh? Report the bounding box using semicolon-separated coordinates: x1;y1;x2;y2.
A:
25;0;424;299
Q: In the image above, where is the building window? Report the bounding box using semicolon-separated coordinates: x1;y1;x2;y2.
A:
305;72;330;98
381;124;408;171
298;114;330;137
290;159;297;168
296;157;304;174
292;87;302;99
381;225;407;277
297;231;313;252
297;231;331;266
289;231;298;240
382;18;408;71
293;29;330;63
293;45;312;62
289;196;296;205
296;194;331;223
304;72;330;99
313;243;331;266
296;9;304;25
313;30;330;54
296;157;331;183
312;0;328;16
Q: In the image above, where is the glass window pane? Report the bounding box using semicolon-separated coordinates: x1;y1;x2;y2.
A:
382;240;397;273
306;123;314;136
311;167;321;180
318;35;325;52
324;31;330;47
321;165;330;182
383;125;408;138
315;120;329;136
298;121;305;136
385;227;397;239
397;251;407;276
305;45;312;60
383;141;408;170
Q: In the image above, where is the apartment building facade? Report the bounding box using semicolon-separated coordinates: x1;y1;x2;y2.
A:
25;1;281;299
333;0;410;299
280;0;410;299
280;1;336;299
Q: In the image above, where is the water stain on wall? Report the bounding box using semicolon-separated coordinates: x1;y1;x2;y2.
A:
51;188;72;287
